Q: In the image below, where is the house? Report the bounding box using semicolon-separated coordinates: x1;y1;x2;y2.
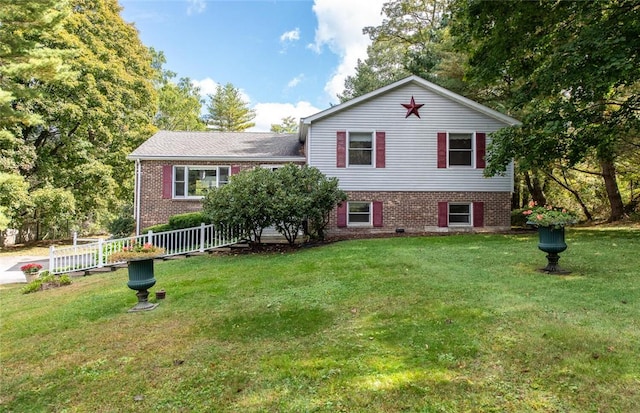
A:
128;75;520;236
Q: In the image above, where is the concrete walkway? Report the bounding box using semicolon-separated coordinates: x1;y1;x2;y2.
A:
0;255;49;285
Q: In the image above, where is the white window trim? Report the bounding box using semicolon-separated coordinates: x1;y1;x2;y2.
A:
447;131;475;168
448;202;473;227
347;201;372;227
260;164;284;171
173;165;230;199
347;130;375;168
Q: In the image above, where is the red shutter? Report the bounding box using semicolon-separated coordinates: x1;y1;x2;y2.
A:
373;201;383;227
162;165;172;199
336;131;346;168
438;202;448;227
473;202;485;228
375;131;385;168
437;132;447;168
476;132;486;169
337;203;347;227
231;165;240;175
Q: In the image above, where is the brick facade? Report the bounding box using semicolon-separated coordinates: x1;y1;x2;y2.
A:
328;190;511;236
139;161;511;234
137;160;304;230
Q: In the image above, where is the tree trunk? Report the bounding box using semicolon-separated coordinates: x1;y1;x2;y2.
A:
600;159;625;222
524;170;546;206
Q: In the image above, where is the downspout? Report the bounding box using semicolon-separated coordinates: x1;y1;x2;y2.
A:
135;159;142;235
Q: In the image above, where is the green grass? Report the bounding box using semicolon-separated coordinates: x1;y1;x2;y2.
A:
1;229;639;412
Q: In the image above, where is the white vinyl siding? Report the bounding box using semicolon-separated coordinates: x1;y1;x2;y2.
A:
306;83;514;192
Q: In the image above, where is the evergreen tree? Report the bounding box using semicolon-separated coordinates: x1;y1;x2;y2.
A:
270;116;298;134
205;83;256;131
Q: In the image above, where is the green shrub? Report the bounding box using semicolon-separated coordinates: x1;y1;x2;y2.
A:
511;208;531;227
107;205;135;238
167;212;210;229
20;271;72;294
142;223;171;234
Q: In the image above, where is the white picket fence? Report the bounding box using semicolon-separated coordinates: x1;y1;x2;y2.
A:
48;224;243;275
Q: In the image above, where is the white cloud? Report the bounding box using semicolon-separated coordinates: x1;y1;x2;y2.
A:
186;0;206;15
193;78;218;97
249;101;321;132
286;74;304;89
280;28;301;43
193;77;251;102
309;0;385;102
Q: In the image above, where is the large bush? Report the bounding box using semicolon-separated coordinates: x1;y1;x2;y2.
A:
204;167;276;243
271;165;346;244
203;165;346;244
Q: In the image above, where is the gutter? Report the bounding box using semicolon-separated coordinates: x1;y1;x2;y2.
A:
134;159;142;235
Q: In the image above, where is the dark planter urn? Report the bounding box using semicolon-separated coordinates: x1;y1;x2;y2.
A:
536;226;570;274
127;258;158;312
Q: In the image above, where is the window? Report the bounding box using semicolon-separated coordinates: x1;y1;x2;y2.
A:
348;132;373;166
348;202;371;225
174;166;230;198
449;133;472;166
261;165;283;171
449;203;471;225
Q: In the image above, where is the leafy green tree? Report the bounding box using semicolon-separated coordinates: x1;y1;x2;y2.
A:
270;116;298;134
151;48;205;131
205;83;256;131
339;0;462;102
0;173;31;233
155;78;206;131
452;0;639;221
0;0;74;174
1;0;158;239
30;186;76;240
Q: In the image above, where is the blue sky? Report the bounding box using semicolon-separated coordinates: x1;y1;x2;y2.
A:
119;0;386;131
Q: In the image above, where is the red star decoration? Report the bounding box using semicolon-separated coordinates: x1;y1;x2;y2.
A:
402;96;424;118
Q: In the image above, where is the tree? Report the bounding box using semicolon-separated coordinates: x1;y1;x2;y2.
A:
0;0;73;174
339;0;462;102
0;173;30;235
1;0;158;240
151;48;206;131
155;78;206;131
270;116;298;134
452;0;640;221
205;83;255;131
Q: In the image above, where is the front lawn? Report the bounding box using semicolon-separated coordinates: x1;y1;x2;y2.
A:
1;229;638;412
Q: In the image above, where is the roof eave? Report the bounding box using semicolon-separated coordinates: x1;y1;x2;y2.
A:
301;75;521;127
126;155;307;162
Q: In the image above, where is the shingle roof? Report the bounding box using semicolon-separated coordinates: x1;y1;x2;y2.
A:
128;130;305;161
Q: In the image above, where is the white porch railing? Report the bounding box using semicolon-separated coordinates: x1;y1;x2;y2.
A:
48;223;243;275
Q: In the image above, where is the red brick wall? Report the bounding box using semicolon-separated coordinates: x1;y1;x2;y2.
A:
137;160;304;230
328;190;511;236
138;161;511;235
